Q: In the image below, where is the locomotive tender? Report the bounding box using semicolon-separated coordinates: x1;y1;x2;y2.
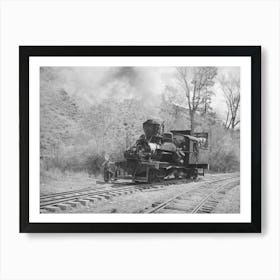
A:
104;119;209;183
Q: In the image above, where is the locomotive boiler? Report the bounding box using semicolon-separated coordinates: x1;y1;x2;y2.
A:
104;119;209;183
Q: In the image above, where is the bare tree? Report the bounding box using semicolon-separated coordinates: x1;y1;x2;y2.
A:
219;75;240;129
175;67;217;134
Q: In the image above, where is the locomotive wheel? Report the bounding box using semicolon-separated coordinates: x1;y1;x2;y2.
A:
147;169;157;184
190;168;198;180
174;170;179;179
147;169;163;184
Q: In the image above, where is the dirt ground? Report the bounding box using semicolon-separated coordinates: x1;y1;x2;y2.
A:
68;181;200;213
41;171;240;214
67;179;240;214
40;171;103;195
213;185;240;213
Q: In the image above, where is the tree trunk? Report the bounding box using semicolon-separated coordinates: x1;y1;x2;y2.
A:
231;116;236;129
190;111;195;135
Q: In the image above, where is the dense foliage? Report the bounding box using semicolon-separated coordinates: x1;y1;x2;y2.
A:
40;67;240;178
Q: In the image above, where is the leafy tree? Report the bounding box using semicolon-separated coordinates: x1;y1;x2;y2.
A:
219;74;240;129
175;67;217;134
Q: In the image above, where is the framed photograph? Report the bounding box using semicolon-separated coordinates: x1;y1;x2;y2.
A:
20;46;261;233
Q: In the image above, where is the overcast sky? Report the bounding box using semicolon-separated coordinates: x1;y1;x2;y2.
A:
47;66;240;119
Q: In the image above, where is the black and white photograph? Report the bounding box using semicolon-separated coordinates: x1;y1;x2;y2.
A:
19;46;260;232
40;65;241;215
40;66;242;214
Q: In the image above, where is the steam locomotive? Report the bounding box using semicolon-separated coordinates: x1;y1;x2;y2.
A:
104;119;209;183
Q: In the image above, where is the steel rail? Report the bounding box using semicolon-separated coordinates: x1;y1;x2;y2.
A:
147;176;239;214
40;174;239;211
40;177;198;205
40;185;139;208
191;178;239;213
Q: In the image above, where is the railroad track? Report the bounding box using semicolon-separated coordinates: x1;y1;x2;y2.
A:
40;185;143;212
147;176;240;214
40;177;194;212
40;174;238;213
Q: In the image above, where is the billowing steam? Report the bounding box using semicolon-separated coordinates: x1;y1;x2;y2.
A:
41;66;239;119
45;66;174;110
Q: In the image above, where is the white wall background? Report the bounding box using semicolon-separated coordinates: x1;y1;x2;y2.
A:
0;0;279;279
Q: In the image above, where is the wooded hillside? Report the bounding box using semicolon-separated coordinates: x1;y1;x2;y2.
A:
40;67;240;177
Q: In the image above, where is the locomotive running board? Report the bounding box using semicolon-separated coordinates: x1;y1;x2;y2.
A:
188;163;209;169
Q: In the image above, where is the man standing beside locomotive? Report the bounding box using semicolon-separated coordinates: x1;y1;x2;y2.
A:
103;154;117;182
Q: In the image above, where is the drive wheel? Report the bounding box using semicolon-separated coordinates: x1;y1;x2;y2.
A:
148;169;162;184
190;168;198;180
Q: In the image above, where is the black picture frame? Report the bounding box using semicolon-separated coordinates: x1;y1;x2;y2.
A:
20;46;261;233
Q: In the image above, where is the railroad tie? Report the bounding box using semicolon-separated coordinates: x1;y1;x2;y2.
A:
65;201;81;208
76;199;90;206
99;194;111;199
55;203;71;211
86;197;97;203
109;192;122;196
156;208;183;214
164;204;188;212
42;206;61;213
92;195;107;200
118;190;130;195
